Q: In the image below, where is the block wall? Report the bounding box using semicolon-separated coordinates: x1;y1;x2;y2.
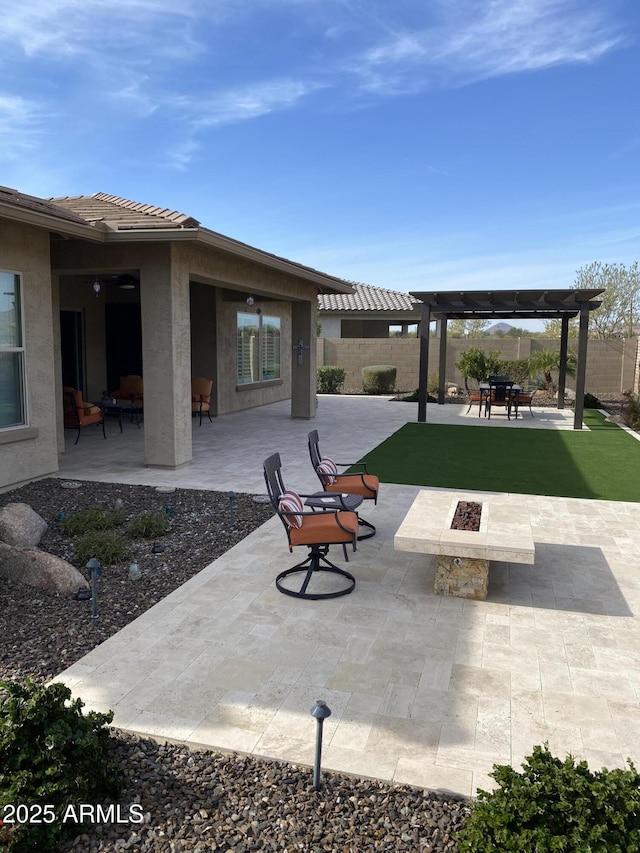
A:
317;337;640;396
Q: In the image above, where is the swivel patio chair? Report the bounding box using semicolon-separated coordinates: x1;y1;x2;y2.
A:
63;387;106;444
264;453;358;600
308;429;379;539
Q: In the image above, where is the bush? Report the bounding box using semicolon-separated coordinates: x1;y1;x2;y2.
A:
427;372;440;395
61;507;125;535
622;390;640;428
583;391;602;409
128;511;168;540
399;389;437;403
362;365;397;395
73;530;128;565
455;348;503;384
317;365;346;394
0;680;123;851
456;743;640;852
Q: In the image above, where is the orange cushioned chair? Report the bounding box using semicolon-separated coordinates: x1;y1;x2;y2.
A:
63;387;106;445
191;377;213;425
308;429;379;540
109;375;143;406
264;452;358;600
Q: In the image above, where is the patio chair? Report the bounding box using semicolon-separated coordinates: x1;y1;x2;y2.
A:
308;430;379;539
263;453;358;600
464;377;483;414
63;387;106;444
516;388;537;417
485;380;515;420
109;375;143;407
191;377;213;425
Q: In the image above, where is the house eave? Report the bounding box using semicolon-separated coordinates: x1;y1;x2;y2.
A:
0;202;105;242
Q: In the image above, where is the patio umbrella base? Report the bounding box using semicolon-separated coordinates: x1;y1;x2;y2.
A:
275;548;356;600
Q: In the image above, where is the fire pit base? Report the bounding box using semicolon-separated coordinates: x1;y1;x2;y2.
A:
435;555;489;600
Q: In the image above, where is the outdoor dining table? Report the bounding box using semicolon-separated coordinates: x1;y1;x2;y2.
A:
478;383;521;419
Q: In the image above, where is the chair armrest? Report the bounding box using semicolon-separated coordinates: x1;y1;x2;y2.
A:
335;462;370;474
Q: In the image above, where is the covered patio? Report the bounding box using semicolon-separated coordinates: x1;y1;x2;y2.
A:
53;396;640;798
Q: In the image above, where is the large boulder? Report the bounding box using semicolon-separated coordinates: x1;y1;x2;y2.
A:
0;542;88;595
0;503;48;547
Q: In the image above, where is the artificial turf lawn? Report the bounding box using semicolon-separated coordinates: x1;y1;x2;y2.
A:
358;409;640;501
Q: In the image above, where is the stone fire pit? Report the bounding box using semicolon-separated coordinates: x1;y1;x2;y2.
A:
394;490;535;600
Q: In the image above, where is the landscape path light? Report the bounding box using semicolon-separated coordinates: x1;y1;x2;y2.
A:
86;558;101;619
310;699;332;791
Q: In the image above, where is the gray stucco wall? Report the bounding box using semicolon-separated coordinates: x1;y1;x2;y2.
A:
0;220;59;489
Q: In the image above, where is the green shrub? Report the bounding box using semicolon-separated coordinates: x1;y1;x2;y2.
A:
128;511;168;539
455;348;503;384
317;365;346;394
361;365;397;395
399;389;437;403
61;507;125;536
583;391;602;409
498;358;531;387
622;390;640;428
73;530;128;565
427;372;440;395
457;744;640;852
0;680;123;851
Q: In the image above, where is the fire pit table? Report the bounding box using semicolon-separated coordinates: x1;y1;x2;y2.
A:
394;490;535;600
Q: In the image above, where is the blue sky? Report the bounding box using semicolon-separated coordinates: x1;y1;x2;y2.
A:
1;0;638;326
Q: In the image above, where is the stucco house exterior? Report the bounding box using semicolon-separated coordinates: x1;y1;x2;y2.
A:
318;282;419;338
0;187;353;490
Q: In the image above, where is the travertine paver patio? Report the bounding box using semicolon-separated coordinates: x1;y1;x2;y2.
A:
54;397;640;797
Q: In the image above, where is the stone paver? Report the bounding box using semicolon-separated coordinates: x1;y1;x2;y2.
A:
54;397;640;797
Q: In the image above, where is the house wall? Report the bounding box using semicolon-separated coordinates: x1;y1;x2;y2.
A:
216;295;291;414
318;336;640;396
0;220;59;489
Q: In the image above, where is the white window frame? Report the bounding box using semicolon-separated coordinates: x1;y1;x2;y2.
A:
236;311;281;389
0;270;27;430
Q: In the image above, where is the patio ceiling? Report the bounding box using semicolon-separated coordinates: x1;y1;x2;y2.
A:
408;289;605;430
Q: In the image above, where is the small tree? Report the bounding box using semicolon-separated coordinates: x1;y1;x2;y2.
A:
529;348;576;392
455;348;503;384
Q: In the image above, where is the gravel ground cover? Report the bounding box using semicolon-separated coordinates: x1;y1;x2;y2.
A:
0;478;471;852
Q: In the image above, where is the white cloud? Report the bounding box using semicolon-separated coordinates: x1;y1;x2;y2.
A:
350;0;628;94
0;94;48;159
190;79;323;129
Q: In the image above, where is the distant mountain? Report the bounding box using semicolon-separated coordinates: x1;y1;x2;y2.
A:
486;321;514;335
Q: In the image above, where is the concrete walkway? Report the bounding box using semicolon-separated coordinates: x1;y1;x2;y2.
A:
54;397;640;797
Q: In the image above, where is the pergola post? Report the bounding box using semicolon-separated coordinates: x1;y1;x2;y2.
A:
418;303;431;422
437;314;447;405
573;305;590;429
557;316;569;410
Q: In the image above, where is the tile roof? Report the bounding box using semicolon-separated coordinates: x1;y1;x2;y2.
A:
49;191;353;292
50;192;200;231
0;185;90;227
318;282;419;312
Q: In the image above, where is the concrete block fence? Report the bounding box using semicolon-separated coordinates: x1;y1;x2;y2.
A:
317;337;640;397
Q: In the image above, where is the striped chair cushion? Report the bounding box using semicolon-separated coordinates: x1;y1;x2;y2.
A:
317;457;338;485
278;489;304;528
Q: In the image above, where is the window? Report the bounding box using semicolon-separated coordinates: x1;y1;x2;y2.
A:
237;312;281;386
0;271;25;428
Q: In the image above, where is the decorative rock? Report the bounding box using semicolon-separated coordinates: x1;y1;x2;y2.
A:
435;554;489;600
0;502;48;547
0;542;88;595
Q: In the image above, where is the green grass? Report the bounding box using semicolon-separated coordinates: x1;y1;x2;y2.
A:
358;410;640;501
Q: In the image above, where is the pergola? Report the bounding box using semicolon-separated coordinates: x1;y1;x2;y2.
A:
409;289;605;430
